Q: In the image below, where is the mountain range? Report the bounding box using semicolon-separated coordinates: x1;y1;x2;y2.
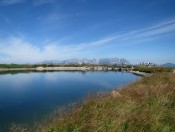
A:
41;58;129;65
162;63;175;67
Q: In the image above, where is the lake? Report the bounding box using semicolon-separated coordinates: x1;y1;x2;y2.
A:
0;71;140;129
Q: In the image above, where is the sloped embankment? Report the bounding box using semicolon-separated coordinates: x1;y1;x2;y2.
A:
40;73;175;132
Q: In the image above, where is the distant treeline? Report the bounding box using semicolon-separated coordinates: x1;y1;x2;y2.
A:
0;64;174;73
0;63;132;68
0;64;28;68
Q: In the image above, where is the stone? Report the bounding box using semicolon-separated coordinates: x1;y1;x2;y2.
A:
111;91;121;98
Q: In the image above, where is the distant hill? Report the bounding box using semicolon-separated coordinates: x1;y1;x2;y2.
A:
162;63;175;67
41;58;129;65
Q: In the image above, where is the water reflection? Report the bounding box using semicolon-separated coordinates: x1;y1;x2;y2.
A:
0;71;140;128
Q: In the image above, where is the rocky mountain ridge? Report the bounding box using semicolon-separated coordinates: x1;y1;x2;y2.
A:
41;58;129;65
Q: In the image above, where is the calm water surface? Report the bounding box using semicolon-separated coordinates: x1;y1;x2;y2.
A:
0;71;140;128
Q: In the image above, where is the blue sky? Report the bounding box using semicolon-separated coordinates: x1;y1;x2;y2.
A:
0;0;175;64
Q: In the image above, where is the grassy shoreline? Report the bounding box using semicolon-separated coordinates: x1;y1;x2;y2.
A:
9;72;175;132
45;73;175;132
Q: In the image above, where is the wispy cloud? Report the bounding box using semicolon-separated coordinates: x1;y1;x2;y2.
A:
0;37;85;63
0;0;25;5
81;18;175;45
74;18;175;48
0;34;116;63
33;0;56;6
0;18;175;63
120;18;175;41
68;18;175;50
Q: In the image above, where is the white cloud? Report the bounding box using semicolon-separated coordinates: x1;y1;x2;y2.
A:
0;34;116;63
0;37;41;63
0;18;175;63
0;0;25;5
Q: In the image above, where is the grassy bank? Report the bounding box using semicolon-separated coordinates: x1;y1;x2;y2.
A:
47;73;175;132
133;66;173;73
11;72;175;132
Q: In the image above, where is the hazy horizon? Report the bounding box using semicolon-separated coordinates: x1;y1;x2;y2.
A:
0;0;175;64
